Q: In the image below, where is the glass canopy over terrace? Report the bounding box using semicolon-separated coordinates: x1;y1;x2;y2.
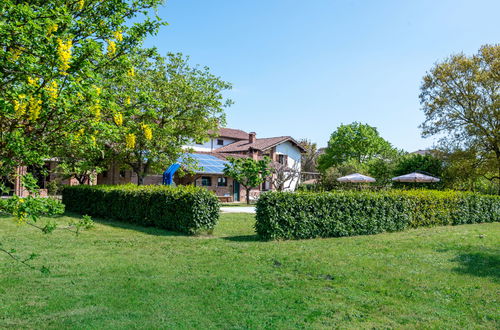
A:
178;153;229;174
164;153;230;185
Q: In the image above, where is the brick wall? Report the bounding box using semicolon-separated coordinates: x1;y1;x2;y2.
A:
192;174;233;197
96;163;134;185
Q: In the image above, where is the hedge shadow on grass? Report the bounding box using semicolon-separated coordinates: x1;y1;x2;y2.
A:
64;212;186;238
221;234;261;242
451;249;500;282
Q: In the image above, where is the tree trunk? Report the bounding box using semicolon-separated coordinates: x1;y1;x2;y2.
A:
496;150;500;195
246;187;251;205
498;163;500;195
76;175;88;185
137;173;144;185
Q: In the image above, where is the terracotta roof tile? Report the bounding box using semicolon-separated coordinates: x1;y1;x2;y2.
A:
214;136;305;153
208;128;249;140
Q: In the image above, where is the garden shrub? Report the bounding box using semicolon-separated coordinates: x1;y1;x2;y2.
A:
0;195;65;222
62;184;220;234
255;190;500;240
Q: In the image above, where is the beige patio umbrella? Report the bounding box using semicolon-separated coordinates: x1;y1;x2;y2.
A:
391;172;440;183
337;173;376;183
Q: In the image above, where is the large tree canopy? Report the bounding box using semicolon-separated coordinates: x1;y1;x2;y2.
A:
0;0;164;178
420;44;500;186
317;122;396;172
107;52;232;184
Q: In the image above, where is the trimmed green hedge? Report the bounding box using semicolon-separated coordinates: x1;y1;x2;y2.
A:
255;190;500;240
62;184;220;234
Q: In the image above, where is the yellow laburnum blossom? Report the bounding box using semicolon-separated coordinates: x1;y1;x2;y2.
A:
57;39;72;75
45;80;58;103
107;40;116;57
13;94;27;116
17;211;28;224
126;133;136;149
91;100;101;120
47;23;58;35
28;96;43;121
114;31;123;42
125;96;131;105
114;113;123;126
78;128;85;136
127;67;135;77
27;77;38;86
13;100;20;113
141;123;153;140
13;100;26;116
91;135;97;146
94;86;101;96
78;0;85;10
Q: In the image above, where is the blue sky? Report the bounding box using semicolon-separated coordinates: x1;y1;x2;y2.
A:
145;0;499;151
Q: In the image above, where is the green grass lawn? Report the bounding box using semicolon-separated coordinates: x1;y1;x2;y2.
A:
1;213;499;329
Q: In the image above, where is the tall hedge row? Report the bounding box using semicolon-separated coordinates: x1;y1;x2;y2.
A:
62;184;220;234
255;190;500;240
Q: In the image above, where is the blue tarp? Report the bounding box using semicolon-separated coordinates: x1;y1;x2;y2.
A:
163;163;180;185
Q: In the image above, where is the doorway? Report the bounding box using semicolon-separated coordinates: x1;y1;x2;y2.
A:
233;181;240;202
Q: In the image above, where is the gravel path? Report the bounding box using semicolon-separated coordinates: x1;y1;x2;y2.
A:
220;206;256;214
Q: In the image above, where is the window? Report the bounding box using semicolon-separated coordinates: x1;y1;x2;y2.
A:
217;177;228;187
217;139;224;146
278;154;288;165
201;176;212;186
119;170;126;178
102;170;108;178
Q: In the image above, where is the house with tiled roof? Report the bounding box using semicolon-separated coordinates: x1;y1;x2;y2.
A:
94;128;305;202
179;129;305;202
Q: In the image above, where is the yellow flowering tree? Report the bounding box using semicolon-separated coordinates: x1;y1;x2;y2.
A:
0;0;164;267
0;0;164;183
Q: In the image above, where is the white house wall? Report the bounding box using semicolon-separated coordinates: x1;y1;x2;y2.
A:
275;141;302;191
184;138;237;152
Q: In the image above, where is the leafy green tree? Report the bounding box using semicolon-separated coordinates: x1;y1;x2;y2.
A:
391;154;444;189
366;157;397;186
299;139;320;173
0;0;164;268
107;52;232;184
393;154;444;177
318;122;396;172
0;0;164;181
420;44;500;192
223;157;271;204
440;145;498;194
56;141;106;185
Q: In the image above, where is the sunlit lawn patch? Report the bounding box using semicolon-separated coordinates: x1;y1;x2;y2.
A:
1;213;498;328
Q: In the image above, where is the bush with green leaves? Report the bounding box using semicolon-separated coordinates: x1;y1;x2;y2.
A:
256;190;500;240
62;184;220;234
0;195;65;222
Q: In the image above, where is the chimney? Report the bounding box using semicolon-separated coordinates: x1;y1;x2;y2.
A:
249;132;256;144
